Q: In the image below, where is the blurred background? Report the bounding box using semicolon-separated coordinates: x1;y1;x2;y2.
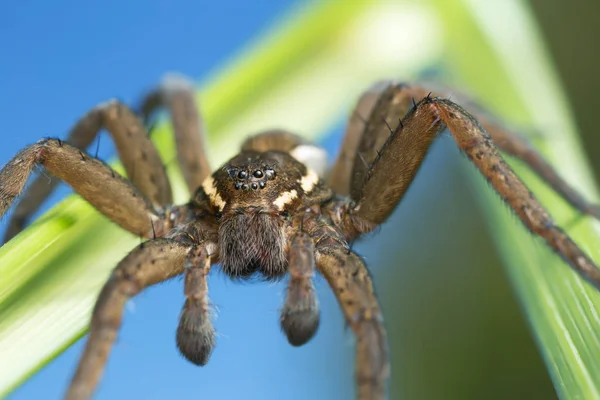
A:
1;0;599;399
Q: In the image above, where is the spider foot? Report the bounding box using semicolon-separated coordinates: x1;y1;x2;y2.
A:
177;299;216;366
280;284;320;346
280;233;320;346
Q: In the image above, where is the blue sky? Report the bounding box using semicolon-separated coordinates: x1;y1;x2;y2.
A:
1;1;360;399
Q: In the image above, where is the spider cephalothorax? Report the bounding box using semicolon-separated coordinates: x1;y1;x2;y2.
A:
198;146;332;279
2;76;600;400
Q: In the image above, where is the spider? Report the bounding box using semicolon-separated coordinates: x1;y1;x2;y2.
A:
1;76;600;400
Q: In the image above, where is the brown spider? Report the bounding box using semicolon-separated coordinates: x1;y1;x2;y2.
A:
1;76;600;400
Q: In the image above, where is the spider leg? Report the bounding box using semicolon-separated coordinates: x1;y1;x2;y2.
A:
176;244;217;365
139;75;211;193
315;242;388;400
0;139;161;239
348;83;420;202
420;83;600;219
475;113;600;218
348;86;600;288
65;238;192;400
2;100;171;242
350;82;600;220
280;232;320;346
329;81;391;196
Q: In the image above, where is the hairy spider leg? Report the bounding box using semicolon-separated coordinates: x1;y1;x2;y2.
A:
0;139;162;238
295;209;388;400
65;239;192;400
280;231;320;346
316;244;387;400
474;111;600;219
139;74;212;193
336;81;600;221
412;84;600;219
328;81;390;196
346;84;600;289
138;79;223;369
177;243;216;365
1;101;171;242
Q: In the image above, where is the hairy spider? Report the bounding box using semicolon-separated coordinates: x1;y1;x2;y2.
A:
2;76;600;400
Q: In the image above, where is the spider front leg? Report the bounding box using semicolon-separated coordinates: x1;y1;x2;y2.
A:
65;238;192;400
332;81;600;221
0;139;162;238
474;111;600;218
2;100;172;242
427;85;600;218
346;84;600;289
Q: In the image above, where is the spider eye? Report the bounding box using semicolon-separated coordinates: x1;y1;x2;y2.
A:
259;181;266;189
234;182;241;190
238;171;248;179
241;183;249;190
251;183;258;190
265;169;276;180
253;170;263;178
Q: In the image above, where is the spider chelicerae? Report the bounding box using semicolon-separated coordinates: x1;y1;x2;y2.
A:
1;76;600;400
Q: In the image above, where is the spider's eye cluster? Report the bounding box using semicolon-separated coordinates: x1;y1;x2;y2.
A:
229;167;276;191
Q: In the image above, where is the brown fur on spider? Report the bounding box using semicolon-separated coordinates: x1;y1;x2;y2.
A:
2;75;600;400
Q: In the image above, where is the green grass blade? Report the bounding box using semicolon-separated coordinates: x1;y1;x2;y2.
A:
0;1;443;396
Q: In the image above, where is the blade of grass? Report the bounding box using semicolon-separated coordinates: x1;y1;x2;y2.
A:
0;1;443;396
